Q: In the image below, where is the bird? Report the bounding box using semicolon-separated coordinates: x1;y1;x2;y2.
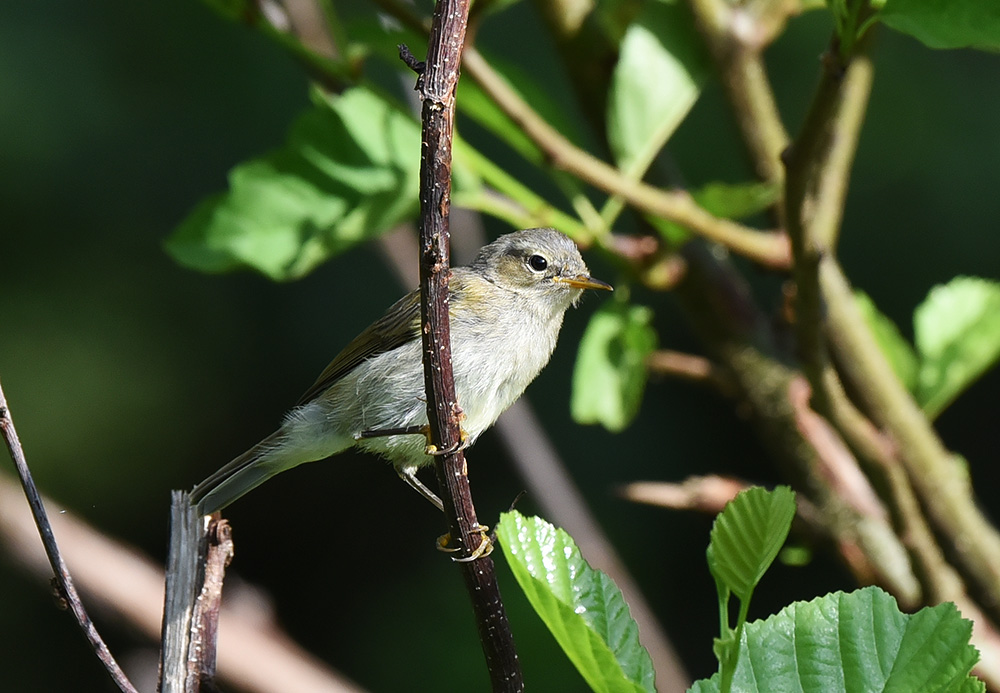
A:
190;228;612;515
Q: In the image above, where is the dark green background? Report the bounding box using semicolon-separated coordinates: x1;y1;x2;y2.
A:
2;1;998;690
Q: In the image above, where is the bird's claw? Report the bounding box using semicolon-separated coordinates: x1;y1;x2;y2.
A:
437;524;494;562
425;429;471;456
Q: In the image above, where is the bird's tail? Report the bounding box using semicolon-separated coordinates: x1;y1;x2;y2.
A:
190;431;291;514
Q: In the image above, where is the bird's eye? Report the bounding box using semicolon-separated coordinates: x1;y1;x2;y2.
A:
528;254;548;272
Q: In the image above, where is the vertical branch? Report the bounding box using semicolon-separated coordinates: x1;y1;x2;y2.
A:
159;496;233;693
0;378;138;693
405;0;524;690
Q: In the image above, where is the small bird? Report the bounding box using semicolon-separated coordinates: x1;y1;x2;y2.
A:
191;228;612;515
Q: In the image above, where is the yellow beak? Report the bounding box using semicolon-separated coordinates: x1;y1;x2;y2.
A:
553;275;614;291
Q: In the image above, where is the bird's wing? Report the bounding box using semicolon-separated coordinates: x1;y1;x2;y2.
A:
295;286;423;406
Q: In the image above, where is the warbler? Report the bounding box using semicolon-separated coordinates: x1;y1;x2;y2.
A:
191;228;612;515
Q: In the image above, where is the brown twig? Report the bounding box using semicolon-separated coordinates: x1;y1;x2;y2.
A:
687;0;791;186
0;378;138;693
618;476;748;514
0;474;366;693
404;1;523;688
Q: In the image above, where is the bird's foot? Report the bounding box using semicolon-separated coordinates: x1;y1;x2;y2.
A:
437;523;493;562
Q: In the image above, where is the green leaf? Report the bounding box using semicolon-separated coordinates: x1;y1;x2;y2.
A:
694;181;781;220
496;511;655;693
648;180;779;247
855;291;918;391
879;0;1000;51
167;86;477;280
913;277;1000;419
708;486;796;602
571;300;657;432
607;0;710;174
689;587;984;693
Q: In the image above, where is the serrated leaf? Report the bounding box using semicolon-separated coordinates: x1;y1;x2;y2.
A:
168;86;478;281
708;486;795;601
496;511;655;693
571;301;657;432
855;291;918;391
913;277;1000;419
689;587;984;693
607;0;709;174
879;0;1000;51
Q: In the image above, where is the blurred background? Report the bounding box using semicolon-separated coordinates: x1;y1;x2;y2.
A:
2;0;999;690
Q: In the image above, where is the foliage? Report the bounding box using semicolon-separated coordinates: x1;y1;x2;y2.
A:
152;0;1000;689
571;299;656;432
857;278;1000;419
496;511;655;693
690;587;984;693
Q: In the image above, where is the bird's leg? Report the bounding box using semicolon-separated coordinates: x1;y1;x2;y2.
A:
398;467;493;561
358;423;470;456
357;424;427;440
376;428;486;561
397;467;443;511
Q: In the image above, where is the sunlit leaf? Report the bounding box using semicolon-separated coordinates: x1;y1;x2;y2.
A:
607;0;709;174
168;86;478;280
913;277;1000;419
497;511;655;693
571;300;657;432
689;587;983;693
708;486;795;602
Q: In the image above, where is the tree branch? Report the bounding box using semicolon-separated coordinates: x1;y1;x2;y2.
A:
687;0;791;186
0;378;138;693
406;0;523;688
460;48;791;268
0;473;366;693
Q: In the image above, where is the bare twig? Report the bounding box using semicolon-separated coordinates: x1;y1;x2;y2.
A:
822;258;1000;618
0;474;366;693
618;476;748;514
406;0;523;687
0;378;138;693
159;495;233;693
646;349;737;395
160;494;206;693
687;0;791;186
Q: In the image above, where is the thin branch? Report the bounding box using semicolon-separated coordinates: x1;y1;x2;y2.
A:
160;496;233;693
406;0;524;687
618;476;748;514
821;258;1000;619
460;48;791;268
646;349;737;395
374;0;788;264
0;378;138;693
0;474;366;693
783;42;874;393
687;0;792;186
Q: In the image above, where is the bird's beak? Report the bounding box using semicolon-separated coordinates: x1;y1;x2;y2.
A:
553;275;614;291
